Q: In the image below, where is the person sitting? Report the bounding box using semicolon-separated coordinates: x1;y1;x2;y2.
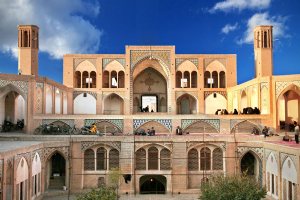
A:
176;126;183;135
146;129;151;136
150;127;155;136
215;109;221;115
283;132;291;142
90;123;97;134
262;126;269;137
233;109;238;115
251;127;260;135
223;109;229;115
253;107;260;114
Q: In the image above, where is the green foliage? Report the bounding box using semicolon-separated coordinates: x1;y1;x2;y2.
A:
199;174;266;200
77;186;117;200
108;167;121;189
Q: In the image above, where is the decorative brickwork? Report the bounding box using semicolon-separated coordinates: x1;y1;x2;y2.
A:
133;119;172;131
130;50;171;69
0;79;28;98
103;58;125;69
182;119;220;132
73;91;97;100
204;58;227;69
275;80;300;98
74;58;96;70
80;141;121;152
237;147;263;160
175;58;198;68
280;153;296;168
230;119;261;133
204;91;227;99
43;146;69;160
42;119;74;127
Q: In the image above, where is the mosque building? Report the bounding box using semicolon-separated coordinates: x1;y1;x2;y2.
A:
0;24;299;200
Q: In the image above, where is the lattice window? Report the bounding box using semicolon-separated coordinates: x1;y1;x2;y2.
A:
212;148;223;170
200;147;211;170
148;147;158;170
97;147;107;170
160;148;171;170
136;148;146;170
188;148;199;171
109;149;119;170
84;149;95;170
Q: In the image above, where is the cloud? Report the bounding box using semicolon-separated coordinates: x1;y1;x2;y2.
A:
0;0;102;59
221;23;238;34
210;0;271;13
238;12;288;44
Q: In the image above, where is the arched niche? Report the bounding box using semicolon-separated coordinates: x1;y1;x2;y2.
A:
103;93;124;115
205;93;227;114
176;93;197;114
74;93;96;114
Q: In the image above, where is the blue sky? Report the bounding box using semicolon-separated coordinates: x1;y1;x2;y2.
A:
0;0;300;84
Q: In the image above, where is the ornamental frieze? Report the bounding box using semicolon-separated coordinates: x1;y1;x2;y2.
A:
175;58;198;68
103;58;125;69
280;153;297;168
0;79;28;98
237;147;263;160
74;58;97;70
43;146;69;160
130;50;171;69
275;80;300;98
81;141;121;152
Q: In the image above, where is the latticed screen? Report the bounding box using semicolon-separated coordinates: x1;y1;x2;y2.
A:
84;149;95;170
136;148;146;170
188;149;199;171
212;148;223;170
160;148;171;170
109;149;119;169
97;147;107;170
200;147;211;170
148;147;158;170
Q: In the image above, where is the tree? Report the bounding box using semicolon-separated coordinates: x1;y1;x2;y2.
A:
199;174;266;200
77;186;116;200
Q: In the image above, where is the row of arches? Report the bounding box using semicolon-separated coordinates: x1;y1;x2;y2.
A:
6;153;42;200
175;71;197;88
84;147;120;171
266;153;298;200
74;71;97;88
204;71;226;88
188;146;223;171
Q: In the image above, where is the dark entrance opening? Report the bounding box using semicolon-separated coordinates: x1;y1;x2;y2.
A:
241;152;255;176
140;175;166;194
49;152;66;189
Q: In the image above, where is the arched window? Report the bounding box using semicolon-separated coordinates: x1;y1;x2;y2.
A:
191;71;197;88
136;148;146;170
74;71;81;88
111;71;118;88
103;71;109;88
212;71;218;88
200;147;211;170
118;71;125;88
176;71;182;88
219;71;226;88
204;71;210;88
212;148;223;170
183;71;190;88
160;148;171;170
109;149;119;169
188;148;199;171
84;149;95;170
82;71;89;88
90;71;96;88
97;147;107;170
148;147;158;170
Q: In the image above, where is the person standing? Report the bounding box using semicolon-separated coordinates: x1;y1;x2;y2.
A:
294;121;299;144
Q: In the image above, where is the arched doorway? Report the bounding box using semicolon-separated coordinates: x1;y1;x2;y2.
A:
140;175;166;194
0;86;26;131
47;152;66;190
133;67;167;113
176;94;197;114
277;85;300;129
240;152;261;182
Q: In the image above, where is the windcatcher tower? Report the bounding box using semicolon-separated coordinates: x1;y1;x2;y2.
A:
254;25;273;77
18;25;39;76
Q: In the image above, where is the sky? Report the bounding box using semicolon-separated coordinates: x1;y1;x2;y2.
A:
0;0;300;84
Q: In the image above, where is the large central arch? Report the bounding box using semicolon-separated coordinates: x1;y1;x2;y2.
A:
133;59;168;113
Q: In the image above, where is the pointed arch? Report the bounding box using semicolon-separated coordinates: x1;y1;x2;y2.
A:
105;60;124;72
206;60;226;72
103;93;124;115
75;60;97;72
231;120;261;134
184;120;218;133
136;120;169;133
176;93;198;114
177;60;197;72
74;93;96;114
205;92;227;114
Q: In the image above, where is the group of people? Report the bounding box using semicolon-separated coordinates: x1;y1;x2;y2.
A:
135;127;156;136
232;107;260;115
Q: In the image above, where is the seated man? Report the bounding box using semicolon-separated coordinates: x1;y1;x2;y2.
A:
176;126;183;135
262;126;269;137
90;124;97;134
283;132;291;142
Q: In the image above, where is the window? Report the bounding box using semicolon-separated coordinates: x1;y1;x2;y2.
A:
84;149;95;170
200;147;211;170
